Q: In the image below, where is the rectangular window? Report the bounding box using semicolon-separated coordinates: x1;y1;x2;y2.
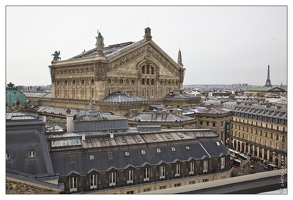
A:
171;147;176;152
276;142;279;150
127;170;133;184
109;172;116;186
107;152;113;160
141;149;146;155
125;151;130;157
189;162;194;175
189;181;196;185
156;148;161;153
89;155;94;161
159;166;165;179
146;79;149;85
213;122;216;127
143;188;151;192
143;168;150;181
90;174;97;189
142;66;145;74
142;78;145;85
69;155;75;164
159;185;166;190
174;183;181;187
69;176;77;192
203;160;208;173
127;191;134;194
175;163;180;177
220;157;225;169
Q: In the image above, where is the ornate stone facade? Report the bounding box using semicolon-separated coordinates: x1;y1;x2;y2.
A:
49;27;185;103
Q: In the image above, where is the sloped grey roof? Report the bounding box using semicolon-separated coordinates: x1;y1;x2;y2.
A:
164;92;196;99
128;110;193;122
182;106;229;115
50;137;227;175
102;92;147;102
69;42;134;59
232;104;287;119
23;92;52;98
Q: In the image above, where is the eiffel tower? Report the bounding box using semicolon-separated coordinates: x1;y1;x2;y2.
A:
264;65;272;87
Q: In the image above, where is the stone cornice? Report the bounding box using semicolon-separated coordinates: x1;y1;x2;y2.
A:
49;56;107;68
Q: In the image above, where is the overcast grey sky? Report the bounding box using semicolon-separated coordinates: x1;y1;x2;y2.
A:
5;5;288;86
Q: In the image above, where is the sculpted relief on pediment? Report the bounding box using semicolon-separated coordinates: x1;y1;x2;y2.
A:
108;44;179;76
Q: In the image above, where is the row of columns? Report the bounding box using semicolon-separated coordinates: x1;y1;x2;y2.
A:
231;139;286;168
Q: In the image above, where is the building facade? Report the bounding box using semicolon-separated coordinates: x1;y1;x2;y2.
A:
49;27;185;103
183;105;231;145
230;103;287;168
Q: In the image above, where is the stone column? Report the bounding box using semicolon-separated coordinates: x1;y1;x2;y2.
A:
267;149;270;161
256;146;259;158
261;148;265;160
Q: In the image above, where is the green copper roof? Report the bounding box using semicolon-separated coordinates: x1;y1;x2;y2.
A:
246;86;286;92
6;82;27;107
246;86;273;91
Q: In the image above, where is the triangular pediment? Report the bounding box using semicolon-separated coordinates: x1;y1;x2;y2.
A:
107;41;181;76
269;87;286;92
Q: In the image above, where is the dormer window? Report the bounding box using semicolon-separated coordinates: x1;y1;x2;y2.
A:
28;149;36;158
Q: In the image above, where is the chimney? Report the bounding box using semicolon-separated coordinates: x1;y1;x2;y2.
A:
162;110;167;120
130;109;139;118
152;109;157;120
183;104;189;110
175;109;182;117
66;113;75;132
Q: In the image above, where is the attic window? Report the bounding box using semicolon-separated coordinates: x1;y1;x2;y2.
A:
28;150;36;158
107;152;113;160
216;142;220;146
89;155;95;160
171;147;176;152
125;151;130;157
186;146;190;150
157;148;161;153
141;150;146;155
6;152;11;160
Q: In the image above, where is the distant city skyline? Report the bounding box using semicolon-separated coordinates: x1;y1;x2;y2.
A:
5;6;288;86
